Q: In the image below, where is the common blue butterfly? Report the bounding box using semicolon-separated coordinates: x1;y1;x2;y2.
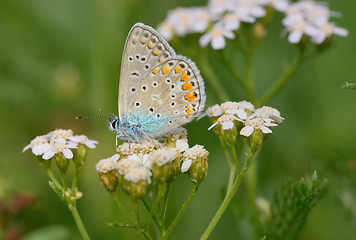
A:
108;23;206;142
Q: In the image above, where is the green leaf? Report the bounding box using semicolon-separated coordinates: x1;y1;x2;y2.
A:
265;171;327;240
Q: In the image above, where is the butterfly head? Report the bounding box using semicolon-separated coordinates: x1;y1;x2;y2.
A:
108;117;120;133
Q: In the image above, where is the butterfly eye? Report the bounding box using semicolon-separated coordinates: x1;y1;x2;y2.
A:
111;120;117;129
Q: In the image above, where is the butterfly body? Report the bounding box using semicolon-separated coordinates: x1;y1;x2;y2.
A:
110;23;206;142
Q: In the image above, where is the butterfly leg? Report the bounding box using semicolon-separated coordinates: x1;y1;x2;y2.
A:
141;131;160;148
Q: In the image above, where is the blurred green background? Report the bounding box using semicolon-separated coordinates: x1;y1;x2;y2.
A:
1;0;355;239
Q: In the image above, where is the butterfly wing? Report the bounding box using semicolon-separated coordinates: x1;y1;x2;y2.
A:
124;56;206;139
118;23;176;120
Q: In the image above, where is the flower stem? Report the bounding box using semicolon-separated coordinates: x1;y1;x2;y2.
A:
145;183;165;226
143;198;160;226
200;150;254;240
45;168;61;189
259;50;304;106
68;203;91;240
163;184;199;239
110;193;137;225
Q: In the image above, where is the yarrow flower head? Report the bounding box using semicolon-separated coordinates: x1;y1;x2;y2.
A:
182;145;209;184
207;101;284;151
163;128;189;152
23;129;97;161
282;0;348;44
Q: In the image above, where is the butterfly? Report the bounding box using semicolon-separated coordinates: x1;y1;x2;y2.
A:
108;23;206;142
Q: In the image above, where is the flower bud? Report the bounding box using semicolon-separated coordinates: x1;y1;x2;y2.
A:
182;145;209;184
248;128;264;154
119;167;151;200
96;154;120;192
54;152;69;173
150;148;182;183
73;143;86;169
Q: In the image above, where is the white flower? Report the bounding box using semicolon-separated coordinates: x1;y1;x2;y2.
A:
240;117;277;137
176;139;189;152
23;135;51;155
199;23;235;50
208;0;235;19
193;7;211;33
124;167;152;184
208;114;238;131
149;148;181;167
117;154;141;175
252;106;284;123
96;154;120;174
42;138;77;160
236;0;267;19
183;145;209;161
49;129;73;143
282;1;347;44
157;21;174;41
311;22;349;44
220;101;251;119
69;135;98;149
206;104;224;118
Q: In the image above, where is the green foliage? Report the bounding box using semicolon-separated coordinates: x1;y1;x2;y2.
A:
265;172;327;240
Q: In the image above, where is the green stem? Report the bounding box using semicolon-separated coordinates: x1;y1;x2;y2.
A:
110;193;137;225
160;182;171;232
164;184;199;239
231;146;241;174
246;162;259;236
219;137;233;170
259;51;304;106
46;168;61;189
200;150;255;240
71;168;80;194
145;183;165;226
143;198;160;227
68;204;91;240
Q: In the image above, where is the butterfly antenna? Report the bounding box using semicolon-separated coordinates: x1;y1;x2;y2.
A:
75;115;112;120
98;108;117;118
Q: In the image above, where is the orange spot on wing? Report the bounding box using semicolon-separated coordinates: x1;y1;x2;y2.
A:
141;39;146;44
152;68;159;74
159;57;163;62
153;49;160;55
186;114;192;118
181;71;189;81
162;66;170;75
186;109;194;113
185;105;191;109
175;66;183;74
182;82;193;90
148;43;154;49
185;92;197;102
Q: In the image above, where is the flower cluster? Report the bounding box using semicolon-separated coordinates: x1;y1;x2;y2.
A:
23;129;98;160
282;1;348;44
157;0;347;49
96;130;209;199
207;101;284;137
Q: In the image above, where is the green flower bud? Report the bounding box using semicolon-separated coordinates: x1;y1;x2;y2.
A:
73;143;86;169
54;152;69;173
150;148;182;183
182;145;209;184
118;167;151;200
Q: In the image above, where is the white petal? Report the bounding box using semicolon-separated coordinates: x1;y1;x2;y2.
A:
176;139;189;152
32;144;51;155
42;150;55;160
288;30;303;43
22;144;31;153
211;35;226;50
199;33;211;47
62;149;73;159
221;121;234;130
236;109;248;120
84;141;96;149
111;154;120;161
260;126;272;134
240;126;254;137
333;26;349;37
223;30;235;40
181;160;192;173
